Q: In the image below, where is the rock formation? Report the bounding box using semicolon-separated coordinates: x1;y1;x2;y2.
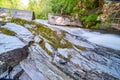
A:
0;22;33;79
48;14;83;27
0;18;120;80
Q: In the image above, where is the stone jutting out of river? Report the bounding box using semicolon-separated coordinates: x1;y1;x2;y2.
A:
0;15;120;80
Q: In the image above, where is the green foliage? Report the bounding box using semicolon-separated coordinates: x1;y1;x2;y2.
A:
0;16;6;25
0;0;104;28
0;0;101;18
10;18;27;26
74;45;87;51
105;14;113;27
0;0;20;9
51;0;98;15
27;0;53;19
81;16;88;21
39;39;53;56
0;0;52;19
51;0;78;15
81;14;99;22
95;22;101;28
86;14;99;22
50;0;103;28
81;14;100;28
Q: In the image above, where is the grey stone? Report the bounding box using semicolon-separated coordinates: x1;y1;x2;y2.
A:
24;24;32;29
0;34;26;54
6;65;23;79
0;45;29;67
60;39;66;45
0;34;29;79
0;34;28;79
48;14;82;27
1;19;120;80
35;20;120;80
59;59;67;65
2;23;34;43
45;42;54;53
19;72;32;80
0;8;35;20
20;44;73;80
34;36;42;43
0;61;7;75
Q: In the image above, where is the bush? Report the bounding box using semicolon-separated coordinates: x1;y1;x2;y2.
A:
86;14;99;21
81;14;100;28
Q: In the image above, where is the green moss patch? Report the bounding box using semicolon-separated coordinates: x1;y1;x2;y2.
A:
39;40;53;56
0;27;15;36
74;45;87;51
10;18;73;50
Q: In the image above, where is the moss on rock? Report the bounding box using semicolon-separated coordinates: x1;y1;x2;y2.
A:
0;27;15;36
10;18;73;50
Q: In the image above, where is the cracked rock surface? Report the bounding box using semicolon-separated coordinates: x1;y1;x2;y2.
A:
0;20;120;80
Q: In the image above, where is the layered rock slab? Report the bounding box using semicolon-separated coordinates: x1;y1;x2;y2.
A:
20;44;73;80
0;34;26;54
0;33;28;66
0;31;29;78
35;19;120;80
0;22;33;79
1;23;34;43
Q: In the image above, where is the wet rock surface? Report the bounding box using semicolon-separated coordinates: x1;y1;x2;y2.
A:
0;24;30;79
35;20;120;80
0;46;28;66
1;23;34;43
0;61;7;75
20;44;73;80
0;20;120;80
0;34;28;68
0;34;26;54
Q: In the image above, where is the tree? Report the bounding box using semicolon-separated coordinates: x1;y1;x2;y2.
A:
27;0;53;19
0;0;20;9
